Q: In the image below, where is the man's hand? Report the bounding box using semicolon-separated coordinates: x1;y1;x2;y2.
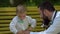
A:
17;31;24;34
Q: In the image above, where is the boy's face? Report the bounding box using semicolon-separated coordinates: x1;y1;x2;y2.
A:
17;6;26;20
17;12;26;20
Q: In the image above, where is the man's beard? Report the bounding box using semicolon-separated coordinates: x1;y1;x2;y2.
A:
42;15;51;28
43;16;50;25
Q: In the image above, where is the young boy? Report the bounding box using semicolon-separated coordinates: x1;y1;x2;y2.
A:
9;4;36;34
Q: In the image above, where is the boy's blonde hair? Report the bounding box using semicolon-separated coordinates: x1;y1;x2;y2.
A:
16;4;26;14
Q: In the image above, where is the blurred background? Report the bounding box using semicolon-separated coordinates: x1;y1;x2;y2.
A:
0;0;60;7
0;0;60;34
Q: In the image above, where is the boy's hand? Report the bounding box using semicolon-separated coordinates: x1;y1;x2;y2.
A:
26;27;33;31
24;30;30;34
17;27;33;34
17;31;24;34
23;27;33;34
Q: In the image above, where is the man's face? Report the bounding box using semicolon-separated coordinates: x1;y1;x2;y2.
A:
38;8;51;26
38;8;50;18
38;8;43;18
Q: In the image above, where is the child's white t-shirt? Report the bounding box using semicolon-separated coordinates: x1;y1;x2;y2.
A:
9;16;36;34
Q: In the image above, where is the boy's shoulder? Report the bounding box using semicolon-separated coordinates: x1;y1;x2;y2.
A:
26;16;31;18
10;16;18;23
12;16;18;21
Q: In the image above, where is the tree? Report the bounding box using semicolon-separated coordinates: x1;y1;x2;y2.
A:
0;0;10;7
10;0;26;6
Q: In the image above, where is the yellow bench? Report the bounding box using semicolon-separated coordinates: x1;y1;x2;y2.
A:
0;6;60;34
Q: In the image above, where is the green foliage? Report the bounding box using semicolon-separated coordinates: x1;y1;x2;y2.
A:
0;0;60;7
0;0;10;7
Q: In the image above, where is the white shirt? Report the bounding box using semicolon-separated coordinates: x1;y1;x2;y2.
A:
44;11;60;34
30;11;60;34
9;16;36;34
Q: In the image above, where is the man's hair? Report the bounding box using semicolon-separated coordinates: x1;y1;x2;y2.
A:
38;1;55;12
16;4;26;14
